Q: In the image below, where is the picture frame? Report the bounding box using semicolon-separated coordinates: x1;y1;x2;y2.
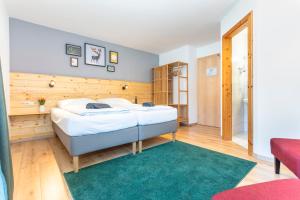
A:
70;57;78;67
85;43;106;67
107;65;115;72
109;51;118;64
66;44;81;57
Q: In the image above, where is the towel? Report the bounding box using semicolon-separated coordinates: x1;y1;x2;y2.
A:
86;103;112;109
142;102;155;107
60;105;129;116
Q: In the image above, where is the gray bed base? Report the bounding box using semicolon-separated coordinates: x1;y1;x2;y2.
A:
52;123;139;172
138;120;177;153
52;120;177;172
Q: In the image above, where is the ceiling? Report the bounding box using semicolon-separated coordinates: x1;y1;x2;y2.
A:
4;0;237;54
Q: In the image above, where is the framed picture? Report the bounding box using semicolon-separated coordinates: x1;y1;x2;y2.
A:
109;51;118;64
70;57;78;67
107;65;115;72
66;44;81;57
85;43;106;67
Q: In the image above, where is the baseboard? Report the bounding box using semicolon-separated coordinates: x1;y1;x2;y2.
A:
254;153;273;163
196;123;220;128
188;123;198;127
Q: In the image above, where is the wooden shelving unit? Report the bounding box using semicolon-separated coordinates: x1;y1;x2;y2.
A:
153;61;189;126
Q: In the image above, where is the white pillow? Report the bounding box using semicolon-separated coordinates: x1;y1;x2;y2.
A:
57;98;95;109
97;98;132;107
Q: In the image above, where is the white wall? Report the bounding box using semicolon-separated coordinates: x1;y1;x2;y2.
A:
159;45;198;124
221;0;300;159
197;42;220;58
0;0;10;109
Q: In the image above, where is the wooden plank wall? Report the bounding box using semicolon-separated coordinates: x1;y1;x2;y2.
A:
9;114;53;142
9;72;152;142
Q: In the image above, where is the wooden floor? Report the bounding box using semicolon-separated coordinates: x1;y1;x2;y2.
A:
11;125;296;200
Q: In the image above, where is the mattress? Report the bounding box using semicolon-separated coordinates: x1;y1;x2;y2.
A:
134;109;177;125
51;108;138;136
97;98;178;125
130;106;177;125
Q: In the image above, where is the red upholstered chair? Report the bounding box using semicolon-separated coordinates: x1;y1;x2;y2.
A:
270;138;300;178
212;179;300;200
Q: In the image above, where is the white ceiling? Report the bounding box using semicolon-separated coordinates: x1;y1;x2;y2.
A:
4;0;237;54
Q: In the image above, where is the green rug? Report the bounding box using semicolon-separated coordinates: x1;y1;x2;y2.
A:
64;141;256;200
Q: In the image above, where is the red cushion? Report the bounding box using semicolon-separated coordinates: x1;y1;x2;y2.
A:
212;179;300;200
271;138;300;178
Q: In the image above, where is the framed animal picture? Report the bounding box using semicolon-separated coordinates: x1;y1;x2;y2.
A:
84;43;106;67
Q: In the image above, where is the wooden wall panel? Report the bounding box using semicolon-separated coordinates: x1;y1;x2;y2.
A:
9;72;152;142
9;114;53;142
10;72;152;115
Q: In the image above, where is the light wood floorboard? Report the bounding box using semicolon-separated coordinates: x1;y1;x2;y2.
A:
11;125;296;200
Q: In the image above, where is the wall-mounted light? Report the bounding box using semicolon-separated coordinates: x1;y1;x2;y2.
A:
49;80;56;88
122;84;128;90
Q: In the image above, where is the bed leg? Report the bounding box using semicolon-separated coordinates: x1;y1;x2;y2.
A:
172;132;176;142
132;142;136;155
275;157;281;174
139;141;143;153
73;156;79;173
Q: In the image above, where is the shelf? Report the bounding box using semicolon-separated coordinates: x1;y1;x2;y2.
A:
9;111;50;116
167;61;188;68
154;91;169;93
153;61;189;127
169;104;188;107
153;79;172;81
178;117;189;123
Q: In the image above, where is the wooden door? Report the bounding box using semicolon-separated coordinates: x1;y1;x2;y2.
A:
197;54;220;127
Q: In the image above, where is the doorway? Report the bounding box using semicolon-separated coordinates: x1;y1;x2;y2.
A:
232;28;248;149
222;12;253;155
197;54;220;128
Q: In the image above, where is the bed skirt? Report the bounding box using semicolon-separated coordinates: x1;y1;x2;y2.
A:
52;123;139;156
138;120;177;141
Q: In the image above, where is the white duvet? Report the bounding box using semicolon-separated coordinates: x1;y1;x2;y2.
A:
61;105;129;116
133;108;177;125
57;98;129;116
118;104;173;112
52;98;177;136
51;108;138;136
97;98;178;125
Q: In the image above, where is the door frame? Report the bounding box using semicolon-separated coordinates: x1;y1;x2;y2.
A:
222;12;253;155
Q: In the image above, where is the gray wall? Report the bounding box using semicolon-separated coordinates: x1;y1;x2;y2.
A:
9;18;158;82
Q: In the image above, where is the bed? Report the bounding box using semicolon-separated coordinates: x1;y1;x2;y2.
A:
97;98;178;152
51;99;139;172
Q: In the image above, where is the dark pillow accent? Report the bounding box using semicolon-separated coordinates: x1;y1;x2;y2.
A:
142;102;155;107
86;103;112;109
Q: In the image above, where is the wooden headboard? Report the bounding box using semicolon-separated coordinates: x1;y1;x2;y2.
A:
9;72;152;142
10;72;152;115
